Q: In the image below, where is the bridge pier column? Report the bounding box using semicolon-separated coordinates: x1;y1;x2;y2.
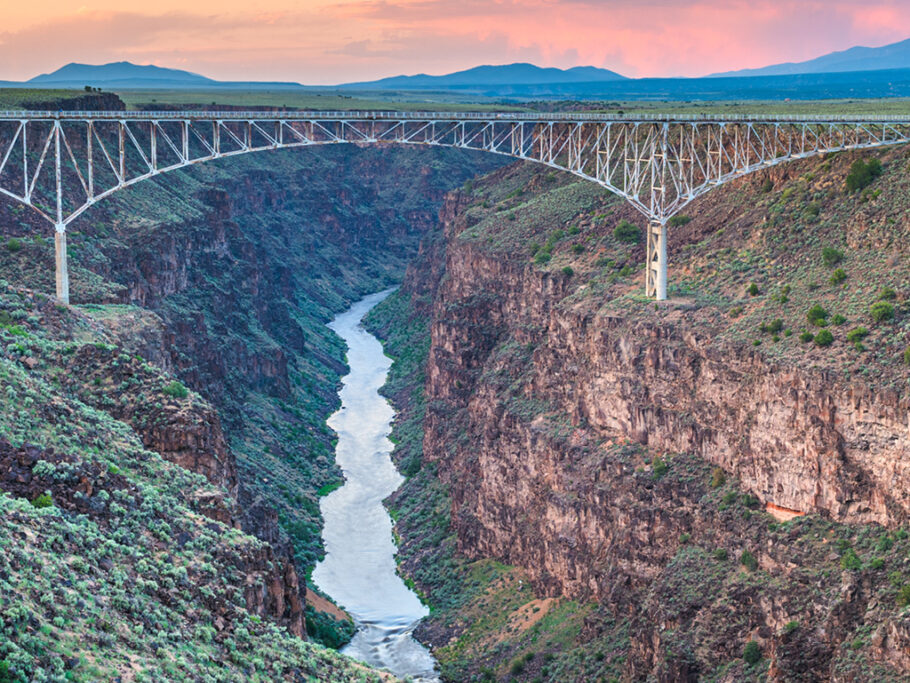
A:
55;224;69;305
646;219;667;301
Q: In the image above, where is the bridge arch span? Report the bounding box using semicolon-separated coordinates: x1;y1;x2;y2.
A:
1;110;908;303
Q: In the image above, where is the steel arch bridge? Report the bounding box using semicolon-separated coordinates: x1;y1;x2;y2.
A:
1;110;909;304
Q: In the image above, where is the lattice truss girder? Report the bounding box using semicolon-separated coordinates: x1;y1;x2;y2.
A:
2;115;909;230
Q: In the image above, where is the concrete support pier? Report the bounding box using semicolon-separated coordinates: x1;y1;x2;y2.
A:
646;219;667;301
55;225;69;305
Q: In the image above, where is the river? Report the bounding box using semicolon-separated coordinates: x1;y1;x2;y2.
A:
312;290;440;682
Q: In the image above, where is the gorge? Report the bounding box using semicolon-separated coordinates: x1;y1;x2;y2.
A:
0;92;909;683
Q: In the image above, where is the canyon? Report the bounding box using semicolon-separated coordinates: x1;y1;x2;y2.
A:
0;90;909;682
0;97;504;679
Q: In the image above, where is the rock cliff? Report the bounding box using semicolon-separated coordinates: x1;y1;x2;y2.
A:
393;158;910;680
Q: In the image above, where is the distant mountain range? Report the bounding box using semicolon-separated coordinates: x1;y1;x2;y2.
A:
710;36;910;77
16;61;303;91
339;63;627;90
29;61;216;87
3;39;910;101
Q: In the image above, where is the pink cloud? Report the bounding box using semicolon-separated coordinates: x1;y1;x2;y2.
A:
0;1;908;83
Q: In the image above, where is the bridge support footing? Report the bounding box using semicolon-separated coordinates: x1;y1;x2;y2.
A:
55;225;69;305
646;219;667;301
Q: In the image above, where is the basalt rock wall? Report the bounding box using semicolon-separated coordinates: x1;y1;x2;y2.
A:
414;176;910;678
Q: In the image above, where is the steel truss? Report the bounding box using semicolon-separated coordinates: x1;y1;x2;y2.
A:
1;110;909;303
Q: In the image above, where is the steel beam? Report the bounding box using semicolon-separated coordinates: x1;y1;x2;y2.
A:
0;111;909;302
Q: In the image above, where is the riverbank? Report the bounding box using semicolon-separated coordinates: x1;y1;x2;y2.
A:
314;291;440;682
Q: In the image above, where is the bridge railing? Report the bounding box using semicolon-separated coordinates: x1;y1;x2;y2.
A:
2;110;910;124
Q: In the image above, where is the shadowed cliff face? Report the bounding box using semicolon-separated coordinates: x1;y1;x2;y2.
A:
386;158;910;680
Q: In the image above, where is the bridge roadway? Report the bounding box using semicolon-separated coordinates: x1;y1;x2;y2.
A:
1;110;908;303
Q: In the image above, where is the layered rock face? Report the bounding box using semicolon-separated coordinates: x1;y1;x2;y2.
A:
415;177;910;678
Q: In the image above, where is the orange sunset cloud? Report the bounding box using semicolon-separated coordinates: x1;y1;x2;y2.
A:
1;1;909;83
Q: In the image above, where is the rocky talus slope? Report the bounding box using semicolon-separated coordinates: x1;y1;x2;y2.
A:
374;154;910;681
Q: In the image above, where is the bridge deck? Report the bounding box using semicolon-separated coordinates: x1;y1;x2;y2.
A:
2;110;910;124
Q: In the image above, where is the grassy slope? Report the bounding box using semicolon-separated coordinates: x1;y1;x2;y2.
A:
0;287;381;682
367;148;910;681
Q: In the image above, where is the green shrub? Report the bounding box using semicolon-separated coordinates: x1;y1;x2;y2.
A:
841;548;862;570
776;285;791;303
747;283;760;297
613;220;641;243
668;215;692;227
807;305;828;326
162;381;189;399
846;327;869;343
743;640;762;665
6;238;22;253
561;266;574;277
870;301;894;323
571;243;584;254
31;492;53;509
534;251;552;265
759;319;783;334
845;158;883;193
831;314;846;325
741;494;760;509
878;286;897;301
904;347;910;366
805;201;821;217
829;269;847;286
897;584;910;608
821;247;844;267
740;549;758;571
784;621;799;634
710;467;726;488
652;457;669;478
799;331;814;343
729;306;743;318
713;548;728;561
814;329;834;347
760;177;774;193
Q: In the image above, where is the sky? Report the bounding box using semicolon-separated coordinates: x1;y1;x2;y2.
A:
1;1;910;84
